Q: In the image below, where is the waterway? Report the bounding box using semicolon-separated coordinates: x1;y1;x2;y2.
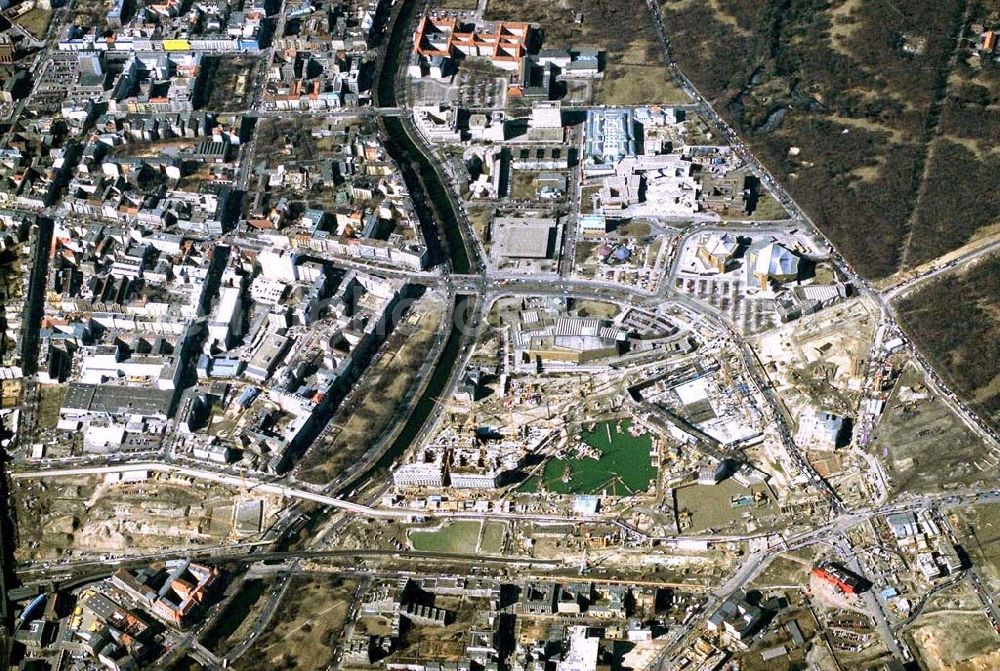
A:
368;294;471;477
375;0;419;108
281;0;474;550
353;0;474;468
279;294;471;551
380;117;472;273
376;0;472;273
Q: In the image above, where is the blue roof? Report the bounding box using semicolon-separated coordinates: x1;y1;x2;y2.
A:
237;387;259;406
210;358;241;376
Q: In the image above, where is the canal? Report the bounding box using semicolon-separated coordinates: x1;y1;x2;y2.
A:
375;0;419;108
368;294;472;478
380;116;472;274
376;0;472;274
363;0;481;471
280;0;478;552
281;295;473;550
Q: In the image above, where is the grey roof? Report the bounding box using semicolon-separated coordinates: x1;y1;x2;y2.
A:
495;218;556;259
585;108;636;164
62;382;174;417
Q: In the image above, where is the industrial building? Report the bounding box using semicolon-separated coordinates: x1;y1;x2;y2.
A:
493;217;559;259
578;214;608;237
112;560;221;627
60;383;176;425
413;104;462;143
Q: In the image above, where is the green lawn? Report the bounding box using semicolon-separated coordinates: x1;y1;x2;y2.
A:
479;522;506;554
409;521;482;553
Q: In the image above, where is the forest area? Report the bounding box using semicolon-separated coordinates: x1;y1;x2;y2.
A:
661;0;1000;279
897;254;1000;431
660;0;1000;432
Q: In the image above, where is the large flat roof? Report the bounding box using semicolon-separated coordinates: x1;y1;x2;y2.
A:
63;382;174;417
494;218;556;259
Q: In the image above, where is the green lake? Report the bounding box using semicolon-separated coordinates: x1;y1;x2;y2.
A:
519;420;656;495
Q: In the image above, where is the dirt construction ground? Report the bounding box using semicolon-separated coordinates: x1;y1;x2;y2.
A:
872;363;999;494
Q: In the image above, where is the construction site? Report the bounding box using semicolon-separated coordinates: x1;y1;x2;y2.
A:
873;361;1000;494
12;473;282;563
752;296;877;422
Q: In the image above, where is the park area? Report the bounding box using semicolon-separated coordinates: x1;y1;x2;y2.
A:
200;579;269;654
241;576;357;671
297;291;446;485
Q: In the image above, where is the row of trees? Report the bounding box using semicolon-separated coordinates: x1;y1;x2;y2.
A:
906;140;1000;267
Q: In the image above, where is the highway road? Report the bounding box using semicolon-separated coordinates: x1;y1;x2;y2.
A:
10;460;614;523
17;548;566;585
32;466;992;586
